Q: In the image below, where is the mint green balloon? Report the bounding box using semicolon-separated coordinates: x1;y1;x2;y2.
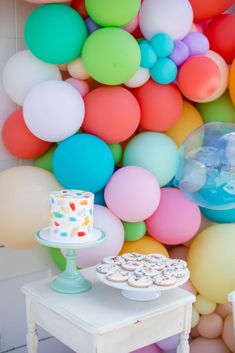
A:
82;28;140;85
109;143;123;165
24;4;87;64
123;132;178;187
34;145;56;173
50;248;66;271
85;0;141;27
123;221;146;241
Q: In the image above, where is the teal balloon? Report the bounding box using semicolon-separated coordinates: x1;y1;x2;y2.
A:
139;40;157;68
94;188;106;206
150;33;174;58
201;207;235;223
24;4;87;64
53;134;114;193
123;132;178;187
150;57;178;84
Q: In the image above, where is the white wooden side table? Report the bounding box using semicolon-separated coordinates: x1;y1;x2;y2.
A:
21;267;195;353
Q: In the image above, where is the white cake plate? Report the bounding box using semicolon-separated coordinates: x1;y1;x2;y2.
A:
96;269;190;301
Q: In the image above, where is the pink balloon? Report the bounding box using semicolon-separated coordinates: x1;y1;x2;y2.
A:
66;78;90;97
104;166;161;222
131;344;162;353
197;313;223;339
157;334;179;351
222;313;235;353
215;304;232;320
146;188;201;245
75;205;124;268
169;246;188;260
190;337;230;353
123;15;139;33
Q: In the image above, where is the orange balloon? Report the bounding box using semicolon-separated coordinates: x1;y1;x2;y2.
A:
197;313;223;339
222;313;235;353
229;59;235;107
189;0;234;22
2;110;52;159
166;101;203;146
178;57;221;102
82;86;141;143
119;235;169;257
134;79;183;131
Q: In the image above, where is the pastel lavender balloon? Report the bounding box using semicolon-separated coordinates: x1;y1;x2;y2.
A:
157;334;180;351
169;40;189;66
183;32;210;56
85;17;100;34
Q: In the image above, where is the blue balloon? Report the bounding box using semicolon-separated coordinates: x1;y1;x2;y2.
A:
201;206;235;223
150;57;177;84
150;33;174;58
53;134;114;193
94;188;106;206
139;40;157;68
85;17;100;34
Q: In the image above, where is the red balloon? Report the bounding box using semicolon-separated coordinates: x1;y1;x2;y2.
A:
204;14;235;64
189;0;234;22
178;57;221;102
134;79;183;131
82;86;141;144
2;110;52;159
71;0;88;19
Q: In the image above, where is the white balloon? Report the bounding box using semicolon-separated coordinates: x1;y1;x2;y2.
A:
3;50;61;105
23;80;85;142
124;67;150;88
139;0;193;40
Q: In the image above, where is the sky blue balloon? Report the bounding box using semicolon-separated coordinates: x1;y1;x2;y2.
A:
53;134;114;193
201;207;235;223
150;33;174;58
150;57;178;84
139;40;157;68
94;188;106;206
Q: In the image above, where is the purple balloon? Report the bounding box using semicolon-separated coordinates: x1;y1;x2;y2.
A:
157;334;180;351
169;40;189;66
183;32;210;56
131;344;162;353
85;17;100;34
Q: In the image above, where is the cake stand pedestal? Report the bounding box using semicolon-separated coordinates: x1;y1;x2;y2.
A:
35;229;106;294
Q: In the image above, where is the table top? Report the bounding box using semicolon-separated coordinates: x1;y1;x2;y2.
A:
22;267;195;335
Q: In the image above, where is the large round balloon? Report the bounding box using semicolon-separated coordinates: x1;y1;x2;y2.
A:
2;110;52;159
139;0;193;40
188;224;235;303
53;134;114;193
230;59;235;107
82;28;140;85
120;236;168;257
134;79;183;131
189;0;234;22
24;4;87;64
85;0;141;27
0;167;61;248
82;86;140;143
200;206;235;223
197;313;223;339
123;132;178;186
190;337;231;353
104;166;160;222
23;80;85;142
175;122;235;210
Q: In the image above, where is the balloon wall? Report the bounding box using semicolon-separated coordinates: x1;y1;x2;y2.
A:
1;0;235;352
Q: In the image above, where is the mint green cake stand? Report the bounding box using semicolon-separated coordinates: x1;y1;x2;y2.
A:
35;229;106;294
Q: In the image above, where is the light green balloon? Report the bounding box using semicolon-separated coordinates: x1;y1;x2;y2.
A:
34;145;57;173
123;132;178;187
123;221;146;241
196;91;235;123
85;0;141;27
109;143;123;165
82;28;140;85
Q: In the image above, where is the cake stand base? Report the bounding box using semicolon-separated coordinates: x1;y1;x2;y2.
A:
121;289;162;301
51;270;91;294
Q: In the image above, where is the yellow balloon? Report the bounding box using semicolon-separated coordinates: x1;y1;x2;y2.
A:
166;101;203;147
0;166;61;248
119;235;169;257
194;294;216;315
229;58;235;107
188;224;235;304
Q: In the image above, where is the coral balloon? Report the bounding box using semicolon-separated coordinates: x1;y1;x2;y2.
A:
230;59;235;107
188;224;235;303
166;101;203;147
2;110;52;159
0;167;61;248
134;79;183;131
105;166;161;222
82;86;141;143
146;188;201;245
190;337;230;353
197;313;223;339
178;56;221;102
222;313;235;352
120;236;168;257
189;0;234;22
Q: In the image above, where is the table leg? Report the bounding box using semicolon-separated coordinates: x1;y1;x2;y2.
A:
27;322;38;353
177;332;190;353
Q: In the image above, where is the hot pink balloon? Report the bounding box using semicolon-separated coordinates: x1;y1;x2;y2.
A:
146;188;201;245
131;344;162;353
104;166;161;222
66;78;90;97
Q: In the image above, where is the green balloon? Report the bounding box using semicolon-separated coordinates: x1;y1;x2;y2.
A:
50;248;66;271
34;145;57;173
82;28;140;85
109;143;123;165
196;91;235;123
85;0;141;27
123;221;146;241
24;4;87;64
